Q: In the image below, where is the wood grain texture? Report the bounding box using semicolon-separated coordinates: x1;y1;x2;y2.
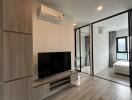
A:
34;83;49;100
0;31;3;82
33;71;78;100
45;73;132;100
33;71;78;87
3;0;32;34
3;32;32;82
0;84;4;100
4;77;33;100
23;34;33;76
0;0;2;30
96;68;129;86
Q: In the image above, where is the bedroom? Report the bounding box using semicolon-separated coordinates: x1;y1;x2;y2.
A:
93;12;129;86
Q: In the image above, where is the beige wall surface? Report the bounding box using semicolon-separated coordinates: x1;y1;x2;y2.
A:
32;0;75;79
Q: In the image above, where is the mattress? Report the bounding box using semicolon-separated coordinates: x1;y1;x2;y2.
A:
113;61;129;75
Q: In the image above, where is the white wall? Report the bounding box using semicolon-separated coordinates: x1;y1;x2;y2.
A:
116;29;128;37
93;28;128;74
32;0;74;79
93;26;109;74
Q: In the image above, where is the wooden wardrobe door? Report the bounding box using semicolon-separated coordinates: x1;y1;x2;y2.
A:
0;84;4;100
0;31;3;82
0;0;2;30
3;0;32;34
3;32;32;82
4;77;33;100
23;34;33;76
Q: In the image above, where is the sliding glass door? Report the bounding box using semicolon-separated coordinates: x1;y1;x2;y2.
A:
75;25;91;74
92;12;130;86
128;10;132;87
75;9;132;87
75;29;81;71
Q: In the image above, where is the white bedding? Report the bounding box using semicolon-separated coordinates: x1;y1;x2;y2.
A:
113;61;129;75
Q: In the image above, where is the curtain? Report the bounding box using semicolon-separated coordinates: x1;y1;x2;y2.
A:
85;36;90;66
128;10;132;87
109;31;116;67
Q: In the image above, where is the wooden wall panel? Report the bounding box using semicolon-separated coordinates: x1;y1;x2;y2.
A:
0;31;3;82
23;35;33;75
4;77;33;100
0;0;33;99
0;84;4;100
3;32;32;82
0;0;2;30
3;0;32;34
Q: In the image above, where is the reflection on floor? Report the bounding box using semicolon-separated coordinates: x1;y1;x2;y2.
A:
96;68;129;86
45;73;132;100
78;73;94;85
79;72;89;78
81;66;90;74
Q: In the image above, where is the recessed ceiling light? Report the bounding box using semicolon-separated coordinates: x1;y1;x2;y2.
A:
73;23;76;26
97;6;103;11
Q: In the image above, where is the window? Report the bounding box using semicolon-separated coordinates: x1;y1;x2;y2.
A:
116;37;128;60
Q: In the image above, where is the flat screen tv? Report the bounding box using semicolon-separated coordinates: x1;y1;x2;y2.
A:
38;52;71;79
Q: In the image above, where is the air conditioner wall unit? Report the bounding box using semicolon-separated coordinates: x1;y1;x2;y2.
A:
38;4;64;24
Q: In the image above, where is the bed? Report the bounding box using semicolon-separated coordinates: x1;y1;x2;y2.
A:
113;60;129;75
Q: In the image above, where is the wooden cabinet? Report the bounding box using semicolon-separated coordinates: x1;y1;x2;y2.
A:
23;34;33;75
2;0;32;34
33;71;78;100
0;84;4;100
0;31;3;82
0;0;33;99
34;83;49;100
3;32;32;82
0;77;33;100
0;0;2;30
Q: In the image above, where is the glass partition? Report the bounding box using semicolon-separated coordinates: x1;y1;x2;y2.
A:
75;25;91;74
92;12;129;86
80;26;91;74
75;29;81;71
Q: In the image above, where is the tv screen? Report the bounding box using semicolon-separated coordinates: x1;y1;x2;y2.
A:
38;52;71;79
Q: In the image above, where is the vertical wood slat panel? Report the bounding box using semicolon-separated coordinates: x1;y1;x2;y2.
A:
0;0;33;99
0;84;4;100
0;31;3;82
2;0;32;34
3;32;32;82
0;0;2;30
4;77;33;100
24;34;33;76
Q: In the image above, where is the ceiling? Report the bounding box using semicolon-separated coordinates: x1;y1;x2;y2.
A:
76;12;128;36
76;12;128;37
42;0;132;27
93;12;128;32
